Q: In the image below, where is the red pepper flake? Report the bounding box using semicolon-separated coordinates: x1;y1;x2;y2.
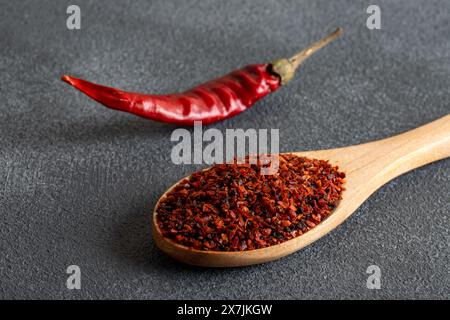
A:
156;154;345;251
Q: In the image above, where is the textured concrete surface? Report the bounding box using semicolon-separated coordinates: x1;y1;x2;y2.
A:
0;0;449;299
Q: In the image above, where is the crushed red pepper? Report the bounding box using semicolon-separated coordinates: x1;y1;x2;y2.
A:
156;154;345;251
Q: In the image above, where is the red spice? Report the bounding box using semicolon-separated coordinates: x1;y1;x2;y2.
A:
156;154;345;251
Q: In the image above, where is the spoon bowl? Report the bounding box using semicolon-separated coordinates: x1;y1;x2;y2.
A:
153;115;450;267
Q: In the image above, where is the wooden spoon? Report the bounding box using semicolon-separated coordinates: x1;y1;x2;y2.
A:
152;115;450;267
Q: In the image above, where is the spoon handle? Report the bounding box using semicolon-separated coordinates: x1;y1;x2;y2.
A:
338;114;450;190
373;114;450;181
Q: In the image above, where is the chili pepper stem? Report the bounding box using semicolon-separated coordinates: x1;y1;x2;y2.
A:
289;27;343;69
271;27;343;85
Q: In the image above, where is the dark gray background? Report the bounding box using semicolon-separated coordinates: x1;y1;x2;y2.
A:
0;0;449;299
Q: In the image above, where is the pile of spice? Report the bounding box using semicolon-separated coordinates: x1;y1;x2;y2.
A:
156;154;345;251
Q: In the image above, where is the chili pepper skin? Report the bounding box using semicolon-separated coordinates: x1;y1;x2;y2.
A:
62;28;342;125
62;64;280;125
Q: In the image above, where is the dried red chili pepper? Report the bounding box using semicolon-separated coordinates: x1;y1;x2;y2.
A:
62;28;342;125
156;154;345;251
